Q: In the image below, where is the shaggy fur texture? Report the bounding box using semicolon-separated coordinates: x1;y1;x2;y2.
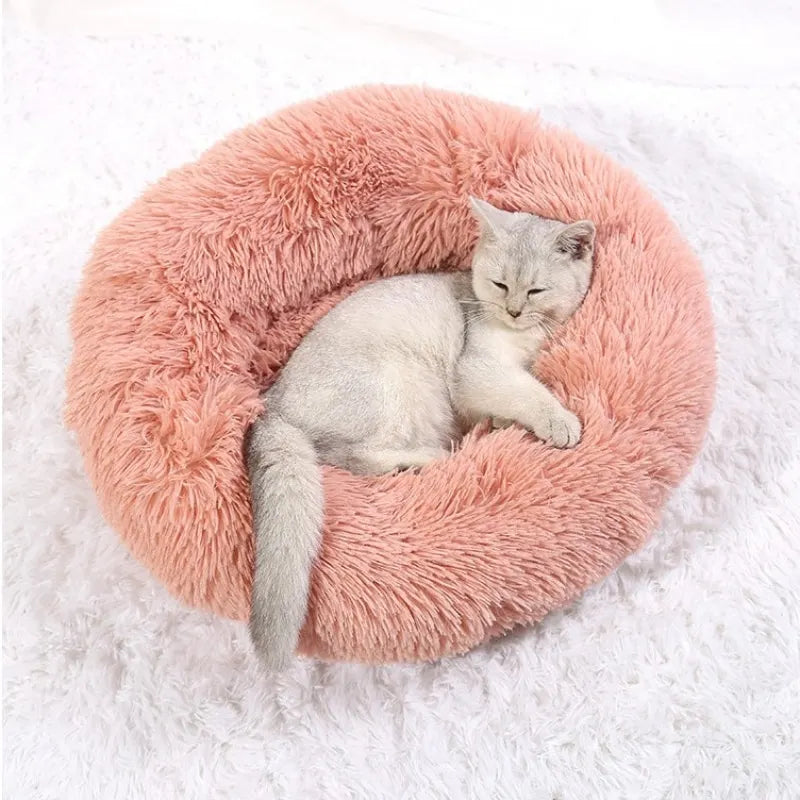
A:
64;85;715;663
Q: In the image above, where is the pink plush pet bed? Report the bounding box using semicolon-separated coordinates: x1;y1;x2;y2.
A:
65;86;715;663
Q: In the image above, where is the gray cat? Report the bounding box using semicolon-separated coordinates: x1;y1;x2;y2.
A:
247;198;595;668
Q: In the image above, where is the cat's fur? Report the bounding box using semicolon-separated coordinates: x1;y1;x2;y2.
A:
246;198;595;669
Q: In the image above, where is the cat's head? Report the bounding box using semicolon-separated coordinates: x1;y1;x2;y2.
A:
469;197;595;332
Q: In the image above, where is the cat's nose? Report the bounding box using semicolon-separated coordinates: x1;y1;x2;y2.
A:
508;309;521;318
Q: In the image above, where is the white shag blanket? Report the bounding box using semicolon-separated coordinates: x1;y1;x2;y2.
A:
4;5;800;797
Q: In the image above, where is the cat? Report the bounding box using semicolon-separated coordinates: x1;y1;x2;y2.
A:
246;197;595;669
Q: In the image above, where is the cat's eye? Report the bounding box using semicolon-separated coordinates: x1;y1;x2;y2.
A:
527;288;545;297
491;281;508;292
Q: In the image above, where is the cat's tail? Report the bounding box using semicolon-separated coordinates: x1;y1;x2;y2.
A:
245;411;324;671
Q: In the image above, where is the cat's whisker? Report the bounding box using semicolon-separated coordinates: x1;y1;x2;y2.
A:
458;299;504;310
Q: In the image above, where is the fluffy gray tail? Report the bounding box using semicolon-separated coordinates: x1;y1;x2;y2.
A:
246;412;324;670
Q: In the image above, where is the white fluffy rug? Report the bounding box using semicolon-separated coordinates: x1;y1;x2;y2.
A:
4;13;800;798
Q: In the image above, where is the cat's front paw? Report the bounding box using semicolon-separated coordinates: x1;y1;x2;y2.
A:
534;404;582;449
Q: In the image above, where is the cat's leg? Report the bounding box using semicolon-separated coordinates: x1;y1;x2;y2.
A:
346;446;449;475
455;361;581;448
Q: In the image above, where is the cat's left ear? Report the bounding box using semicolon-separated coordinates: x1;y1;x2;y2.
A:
469;196;512;238
556;220;596;260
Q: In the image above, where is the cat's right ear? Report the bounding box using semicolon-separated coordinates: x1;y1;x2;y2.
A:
556;220;596;261
469;196;508;239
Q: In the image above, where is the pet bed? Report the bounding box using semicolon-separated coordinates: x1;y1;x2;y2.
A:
65;85;715;662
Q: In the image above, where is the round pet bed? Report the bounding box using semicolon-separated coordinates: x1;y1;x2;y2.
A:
65;85;715;663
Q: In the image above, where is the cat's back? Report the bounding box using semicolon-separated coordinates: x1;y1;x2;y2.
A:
301;272;467;362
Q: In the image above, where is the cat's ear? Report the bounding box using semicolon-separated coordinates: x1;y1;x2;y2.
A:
469;196;512;238
556;220;596;260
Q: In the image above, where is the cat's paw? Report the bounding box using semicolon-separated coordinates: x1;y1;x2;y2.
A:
491;417;515;430
534;404;582;449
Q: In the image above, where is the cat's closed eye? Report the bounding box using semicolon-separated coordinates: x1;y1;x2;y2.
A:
527;288;545;297
491;281;508;292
